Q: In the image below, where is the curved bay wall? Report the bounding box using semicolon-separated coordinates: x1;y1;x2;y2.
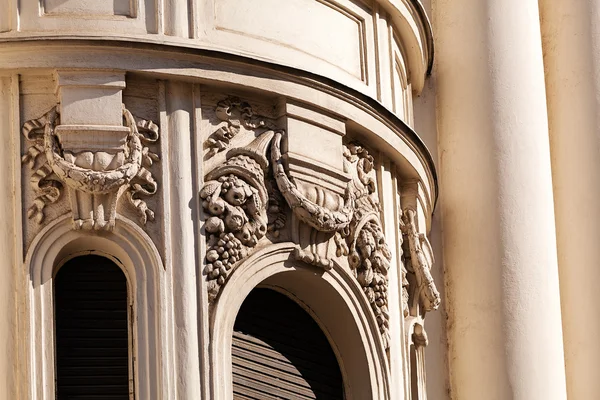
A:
0;0;432;122
0;1;438;399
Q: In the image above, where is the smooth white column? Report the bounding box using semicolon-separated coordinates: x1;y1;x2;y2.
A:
539;1;600;398
434;0;567;399
166;81;202;399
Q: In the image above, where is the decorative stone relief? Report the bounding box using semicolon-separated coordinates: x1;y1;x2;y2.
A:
271;133;353;233
272;134;393;348
22;105;160;230
201;97;394;348
201;131;282;301
205;97;276;159
343;144;392;349
401;208;441;315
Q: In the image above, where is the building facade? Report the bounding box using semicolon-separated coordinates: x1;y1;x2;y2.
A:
0;0;595;399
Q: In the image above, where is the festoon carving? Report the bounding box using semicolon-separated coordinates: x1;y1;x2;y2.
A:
401;208;441;315
201;98;394;348
343;144;392;349
201;131;282;302
22;105;160;230
271;134;393;348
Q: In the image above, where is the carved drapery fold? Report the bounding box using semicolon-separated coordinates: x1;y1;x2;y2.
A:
22;105;160;230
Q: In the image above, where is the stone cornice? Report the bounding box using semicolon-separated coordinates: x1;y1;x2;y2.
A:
0;37;438;213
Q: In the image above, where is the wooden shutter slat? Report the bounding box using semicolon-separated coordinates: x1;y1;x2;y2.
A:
232;288;344;400
54;255;130;400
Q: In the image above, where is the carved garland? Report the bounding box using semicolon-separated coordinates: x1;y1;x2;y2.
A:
200;98;438;350
342;144;392;349
200;100;393;347
22;105;160;230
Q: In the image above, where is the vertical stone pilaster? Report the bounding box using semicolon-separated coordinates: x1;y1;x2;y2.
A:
165;81;202;399
0;74;18;400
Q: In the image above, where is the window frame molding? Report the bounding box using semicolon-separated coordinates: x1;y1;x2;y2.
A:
25;213;173;400
210;242;392;400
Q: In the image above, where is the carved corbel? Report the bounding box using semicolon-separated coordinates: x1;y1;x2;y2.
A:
401;208;441;316
22;105;160;230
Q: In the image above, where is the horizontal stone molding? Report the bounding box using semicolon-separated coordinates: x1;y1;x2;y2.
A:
0;40;437;223
0;0;432;107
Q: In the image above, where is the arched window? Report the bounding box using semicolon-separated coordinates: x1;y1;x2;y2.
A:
54;255;131;399
232;288;344;399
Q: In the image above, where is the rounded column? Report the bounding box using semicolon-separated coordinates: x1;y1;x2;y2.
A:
434;0;567;399
539;1;600;397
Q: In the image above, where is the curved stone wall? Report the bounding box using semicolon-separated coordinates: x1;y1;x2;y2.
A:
0;1;438;399
0;0;432;122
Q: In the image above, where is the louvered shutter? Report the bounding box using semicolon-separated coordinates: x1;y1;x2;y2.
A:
232;288;344;400
54;255;130;400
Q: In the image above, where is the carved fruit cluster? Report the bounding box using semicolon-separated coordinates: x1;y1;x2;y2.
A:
201;171;267;301
204;232;246;287
350;220;392;347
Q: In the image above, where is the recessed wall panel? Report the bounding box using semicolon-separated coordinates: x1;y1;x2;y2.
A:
43;0;133;16
214;0;366;80
0;0;10;32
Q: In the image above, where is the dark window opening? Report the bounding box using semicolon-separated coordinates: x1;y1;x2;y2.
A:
232;288;344;399
54;255;131;400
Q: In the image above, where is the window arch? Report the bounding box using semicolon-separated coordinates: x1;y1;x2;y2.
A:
211;243;391;400
232;288;344;399
54;255;132;399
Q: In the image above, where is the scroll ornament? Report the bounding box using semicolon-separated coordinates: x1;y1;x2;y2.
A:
22;105;160;230
401;208;441;314
205;97;276;158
